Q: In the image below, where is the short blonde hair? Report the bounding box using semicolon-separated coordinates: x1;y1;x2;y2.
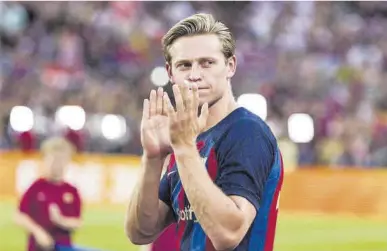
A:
162;13;235;64
40;137;75;155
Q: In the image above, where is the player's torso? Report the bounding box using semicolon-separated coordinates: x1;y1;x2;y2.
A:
165;112;284;251
29;180;77;229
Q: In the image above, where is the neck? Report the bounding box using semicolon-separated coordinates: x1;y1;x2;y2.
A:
44;176;64;184
204;87;238;131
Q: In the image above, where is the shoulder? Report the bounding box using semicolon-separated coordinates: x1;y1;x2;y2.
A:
62;181;80;194
21;178;46;197
28;178;46;190
222;110;276;144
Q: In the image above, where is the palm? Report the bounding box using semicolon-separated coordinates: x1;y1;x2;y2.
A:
141;114;171;157
140;88;172;158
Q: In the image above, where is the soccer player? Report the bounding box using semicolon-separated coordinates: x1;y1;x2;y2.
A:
14;137;82;251
125;13;284;251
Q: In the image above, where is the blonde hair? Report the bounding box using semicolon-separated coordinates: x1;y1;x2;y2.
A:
162;13;235;64
40;137;75;155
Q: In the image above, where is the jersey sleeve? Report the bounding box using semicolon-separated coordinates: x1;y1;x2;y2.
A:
216;119;276;212
18;181;38;215
158;172;171;208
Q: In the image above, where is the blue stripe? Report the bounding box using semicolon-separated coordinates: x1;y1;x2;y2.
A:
248;148;282;251
172;180;182;215
190;222;206;251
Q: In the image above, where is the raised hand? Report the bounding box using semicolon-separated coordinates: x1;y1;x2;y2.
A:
163;82;209;149
141;87;172;159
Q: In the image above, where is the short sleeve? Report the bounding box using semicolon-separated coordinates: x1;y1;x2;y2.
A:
158;172;171;208
18;181;38;215
216;119;276;212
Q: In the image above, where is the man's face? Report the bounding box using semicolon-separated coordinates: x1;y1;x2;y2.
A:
44;151;71;181
166;34;236;107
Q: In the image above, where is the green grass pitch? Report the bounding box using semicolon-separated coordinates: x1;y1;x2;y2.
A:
1;201;386;251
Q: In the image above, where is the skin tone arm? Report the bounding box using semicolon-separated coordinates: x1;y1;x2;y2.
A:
125;156;174;244
125;88;175;245
164;83;257;250
49;204;82;230
14;212;54;249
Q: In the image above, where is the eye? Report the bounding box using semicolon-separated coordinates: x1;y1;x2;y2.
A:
177;62;191;70
202;60;214;68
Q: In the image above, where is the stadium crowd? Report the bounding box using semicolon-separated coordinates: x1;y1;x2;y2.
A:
1;1;387;167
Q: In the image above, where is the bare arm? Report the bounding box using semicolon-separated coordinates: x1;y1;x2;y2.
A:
14;211;47;235
125;155;174;245
174;146;256;251
14;211;54;249
52;216;82;230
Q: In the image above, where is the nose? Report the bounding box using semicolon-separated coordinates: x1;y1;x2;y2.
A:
188;64;201;82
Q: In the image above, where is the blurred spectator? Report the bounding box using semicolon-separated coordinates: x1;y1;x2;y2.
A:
1;1;386;168
17;130;35;152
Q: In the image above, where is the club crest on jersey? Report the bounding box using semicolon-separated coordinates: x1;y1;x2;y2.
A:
63;192;73;203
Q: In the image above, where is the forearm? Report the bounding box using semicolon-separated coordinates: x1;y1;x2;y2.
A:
14;212;47;236
174;146;244;246
125;155;165;239
55;216;82;230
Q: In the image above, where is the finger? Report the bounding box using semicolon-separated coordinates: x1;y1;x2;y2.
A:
191;83;199;116
186;84;194;116
162;92;169;116
156;87;163;115
181;80;190;107
149;90;157;117
172;84;184;113
164;92;176;118
199;102;209;130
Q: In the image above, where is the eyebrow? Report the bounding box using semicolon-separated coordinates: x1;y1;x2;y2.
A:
174;57;217;66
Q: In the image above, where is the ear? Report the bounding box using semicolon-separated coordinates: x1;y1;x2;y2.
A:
166;63;174;83
226;55;237;79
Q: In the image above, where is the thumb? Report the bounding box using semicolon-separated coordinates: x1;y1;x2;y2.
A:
199;103;209;130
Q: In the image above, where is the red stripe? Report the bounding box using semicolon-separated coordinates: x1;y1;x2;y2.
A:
205;148;219;251
264;153;284;251
167;154;176;173
197;141;205;151
205;238;216;251
207;148;218;181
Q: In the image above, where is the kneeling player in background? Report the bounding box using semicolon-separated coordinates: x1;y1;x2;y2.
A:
14;137;82;251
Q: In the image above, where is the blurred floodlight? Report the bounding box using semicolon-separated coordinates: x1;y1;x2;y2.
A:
10;106;34;132
288;113;314;143
101;114;126;140
56;106;85;130
150;66;169;87
237;93;267;120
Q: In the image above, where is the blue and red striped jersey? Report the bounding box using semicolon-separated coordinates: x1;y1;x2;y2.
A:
159;107;284;251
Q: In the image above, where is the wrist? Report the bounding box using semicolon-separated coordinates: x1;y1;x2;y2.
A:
142;154;166;166
33;226;47;236
172;143;197;157
141;154;167;177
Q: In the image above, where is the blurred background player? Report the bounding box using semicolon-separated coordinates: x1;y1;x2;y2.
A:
14;137;82;251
